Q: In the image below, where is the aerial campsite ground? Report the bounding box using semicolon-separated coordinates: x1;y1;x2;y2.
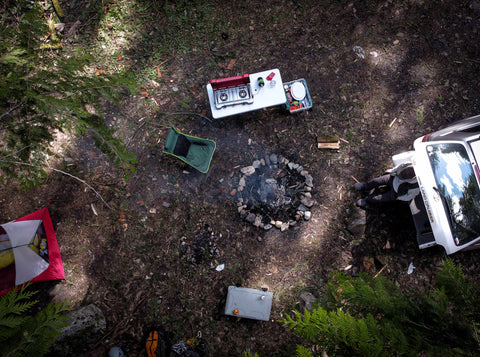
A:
1;0;480;355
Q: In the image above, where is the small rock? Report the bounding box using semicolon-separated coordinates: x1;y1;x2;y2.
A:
238;176;246;188
230;188;237;196
347;216;366;236
304;211;311;221
297;204;308;212
246;213;256;223
274;221;283;229
252;160;261;169
300;170;309;176
240;166;255;176
301;197;315;208
269;153;278;164
260;158;266;166
162;202;170;208
263;224;273;230
254;215;262;227
280;222;289;231
299;292;317;312
305;175;313;187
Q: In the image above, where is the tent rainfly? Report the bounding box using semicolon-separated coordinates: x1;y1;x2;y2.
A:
0;208;65;295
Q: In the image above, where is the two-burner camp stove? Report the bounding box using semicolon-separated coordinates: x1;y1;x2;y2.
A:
210;73;254;108
206;68;312;119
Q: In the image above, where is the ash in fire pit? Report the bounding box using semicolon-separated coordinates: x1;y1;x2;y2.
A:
235;154;314;231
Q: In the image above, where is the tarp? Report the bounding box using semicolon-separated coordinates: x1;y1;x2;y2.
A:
162;126;216;173
0;208;65;295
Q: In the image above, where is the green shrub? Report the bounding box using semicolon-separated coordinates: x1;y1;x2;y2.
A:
281;259;480;356
0;285;70;357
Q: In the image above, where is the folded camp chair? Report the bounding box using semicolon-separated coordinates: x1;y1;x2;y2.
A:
162;126;216;173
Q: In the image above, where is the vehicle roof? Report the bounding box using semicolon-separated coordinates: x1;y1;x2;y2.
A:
427;114;480;141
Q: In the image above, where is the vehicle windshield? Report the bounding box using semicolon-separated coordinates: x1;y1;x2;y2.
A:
427;143;480;246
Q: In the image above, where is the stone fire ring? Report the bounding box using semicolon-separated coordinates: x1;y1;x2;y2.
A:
234;153;314;231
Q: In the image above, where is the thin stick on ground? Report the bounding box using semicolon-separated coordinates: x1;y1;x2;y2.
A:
0;159;112;210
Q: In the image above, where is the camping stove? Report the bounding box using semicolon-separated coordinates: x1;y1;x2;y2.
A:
210;74;254;109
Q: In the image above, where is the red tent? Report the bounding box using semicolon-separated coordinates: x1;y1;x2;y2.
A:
0;208;65;295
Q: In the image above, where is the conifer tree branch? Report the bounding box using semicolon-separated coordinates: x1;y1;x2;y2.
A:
0;102;24;121
0;159;112;209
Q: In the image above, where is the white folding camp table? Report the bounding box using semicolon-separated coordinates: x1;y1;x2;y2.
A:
206;69;286;119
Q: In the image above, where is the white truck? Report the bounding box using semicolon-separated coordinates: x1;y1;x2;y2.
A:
393;114;480;254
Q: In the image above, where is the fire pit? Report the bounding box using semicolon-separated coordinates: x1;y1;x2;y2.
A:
235;154;314;231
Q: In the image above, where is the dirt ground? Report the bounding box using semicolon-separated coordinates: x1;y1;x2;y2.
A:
2;0;480;356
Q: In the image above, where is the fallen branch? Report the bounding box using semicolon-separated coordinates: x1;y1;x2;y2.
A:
0;159;112;210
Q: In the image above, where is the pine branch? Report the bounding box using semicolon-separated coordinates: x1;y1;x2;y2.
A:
0;101;24;121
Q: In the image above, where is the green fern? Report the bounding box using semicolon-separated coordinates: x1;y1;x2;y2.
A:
0;285;70;357
281;259;480;356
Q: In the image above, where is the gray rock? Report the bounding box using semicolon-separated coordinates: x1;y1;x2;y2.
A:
252;160;261;169
246;213;256;223
238;176;246;188
299;292;317;312
240;166;255;176
265;155;271;166
263;223;273;230
254;215;262;227
297;204;309;212
305;175;313;187
269;153;278;164
347;215;366;236
304;211;312;221
51;304;106;356
301;197;315;208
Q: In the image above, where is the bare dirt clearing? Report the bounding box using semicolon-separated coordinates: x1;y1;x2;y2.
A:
2;0;480;355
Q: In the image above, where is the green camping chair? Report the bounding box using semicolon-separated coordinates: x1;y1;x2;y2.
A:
162;126;216;173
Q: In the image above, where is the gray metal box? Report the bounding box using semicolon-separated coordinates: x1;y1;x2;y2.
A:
224;286;273;321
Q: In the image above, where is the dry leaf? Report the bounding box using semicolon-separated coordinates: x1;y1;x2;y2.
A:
226;58;236;70
140;88;148;97
156;66;162;78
